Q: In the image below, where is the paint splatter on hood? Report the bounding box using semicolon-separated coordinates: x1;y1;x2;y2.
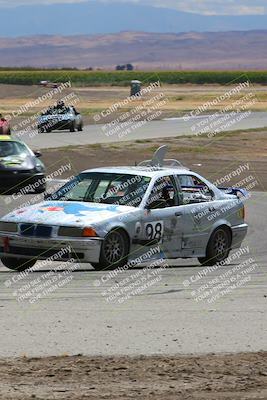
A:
1;201;136;226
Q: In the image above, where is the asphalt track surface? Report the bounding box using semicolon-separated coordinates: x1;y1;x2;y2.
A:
15;111;267;150
0;187;266;357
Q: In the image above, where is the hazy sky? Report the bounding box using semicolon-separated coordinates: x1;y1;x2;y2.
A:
0;0;265;15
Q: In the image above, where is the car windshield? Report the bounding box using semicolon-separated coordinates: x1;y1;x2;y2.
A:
49;172;151;207
43;106;71;115
0;141;31;158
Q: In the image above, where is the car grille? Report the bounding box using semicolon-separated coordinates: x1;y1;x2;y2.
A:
20;224;52;238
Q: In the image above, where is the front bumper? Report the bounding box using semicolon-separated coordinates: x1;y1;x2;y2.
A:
0;234;102;264
231;223;248;249
0;171;45;194
39;119;73;131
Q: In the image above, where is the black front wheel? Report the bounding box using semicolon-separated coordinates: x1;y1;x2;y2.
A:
1;257;36;272
198;227;231;266
38;126;45;133
93;229;129;271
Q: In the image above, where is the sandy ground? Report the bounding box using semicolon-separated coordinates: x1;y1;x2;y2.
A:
0;353;267;399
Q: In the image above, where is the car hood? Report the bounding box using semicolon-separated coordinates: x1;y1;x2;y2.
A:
0;154;34;170
1;201;136;226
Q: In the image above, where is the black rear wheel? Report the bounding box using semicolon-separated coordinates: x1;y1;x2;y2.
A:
70;122;75;132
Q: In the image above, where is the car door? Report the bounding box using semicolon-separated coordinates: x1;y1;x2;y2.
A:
139;175;184;258
175;173;219;253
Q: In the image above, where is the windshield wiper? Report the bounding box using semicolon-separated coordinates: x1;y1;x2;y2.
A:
65;197;85;201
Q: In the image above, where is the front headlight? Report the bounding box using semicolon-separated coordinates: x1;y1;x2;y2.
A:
0;222;18;233
58;226;98;237
35;165;43;172
58;226;83;237
35;161;44;172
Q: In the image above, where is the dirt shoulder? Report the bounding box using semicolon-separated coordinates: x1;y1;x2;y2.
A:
42;129;267;191
1;352;267;399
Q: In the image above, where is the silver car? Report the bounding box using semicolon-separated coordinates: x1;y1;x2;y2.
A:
0;147;248;271
38;106;83;133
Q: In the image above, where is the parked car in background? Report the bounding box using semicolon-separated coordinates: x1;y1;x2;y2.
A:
0;135;46;195
39;81;59;88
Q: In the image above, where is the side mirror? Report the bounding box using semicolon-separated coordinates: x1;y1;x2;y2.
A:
34;150;42;158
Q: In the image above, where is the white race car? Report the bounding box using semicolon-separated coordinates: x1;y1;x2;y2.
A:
0;146;248;271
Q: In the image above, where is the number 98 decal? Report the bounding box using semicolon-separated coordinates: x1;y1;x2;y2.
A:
145;221;164;243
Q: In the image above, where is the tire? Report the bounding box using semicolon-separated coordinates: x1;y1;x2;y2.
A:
1;257;36;272
93;229;129;271
91;263;102;270
78;124;83;131
198;227;231;266
70;122;75;132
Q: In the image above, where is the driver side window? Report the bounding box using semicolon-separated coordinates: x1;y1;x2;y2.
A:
147;176;178;209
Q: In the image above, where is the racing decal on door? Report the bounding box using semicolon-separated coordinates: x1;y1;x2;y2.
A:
144;221;164;243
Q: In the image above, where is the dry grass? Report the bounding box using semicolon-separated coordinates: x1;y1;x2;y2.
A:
1;84;267;120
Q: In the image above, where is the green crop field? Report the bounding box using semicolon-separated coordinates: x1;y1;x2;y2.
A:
0;70;267;86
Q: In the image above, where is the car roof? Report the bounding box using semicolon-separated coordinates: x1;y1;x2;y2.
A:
82;166;191;178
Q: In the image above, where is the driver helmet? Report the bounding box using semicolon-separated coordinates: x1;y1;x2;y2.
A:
57;100;65;108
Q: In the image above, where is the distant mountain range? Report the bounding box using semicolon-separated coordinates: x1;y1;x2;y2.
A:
1;1;267;36
0;31;266;70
